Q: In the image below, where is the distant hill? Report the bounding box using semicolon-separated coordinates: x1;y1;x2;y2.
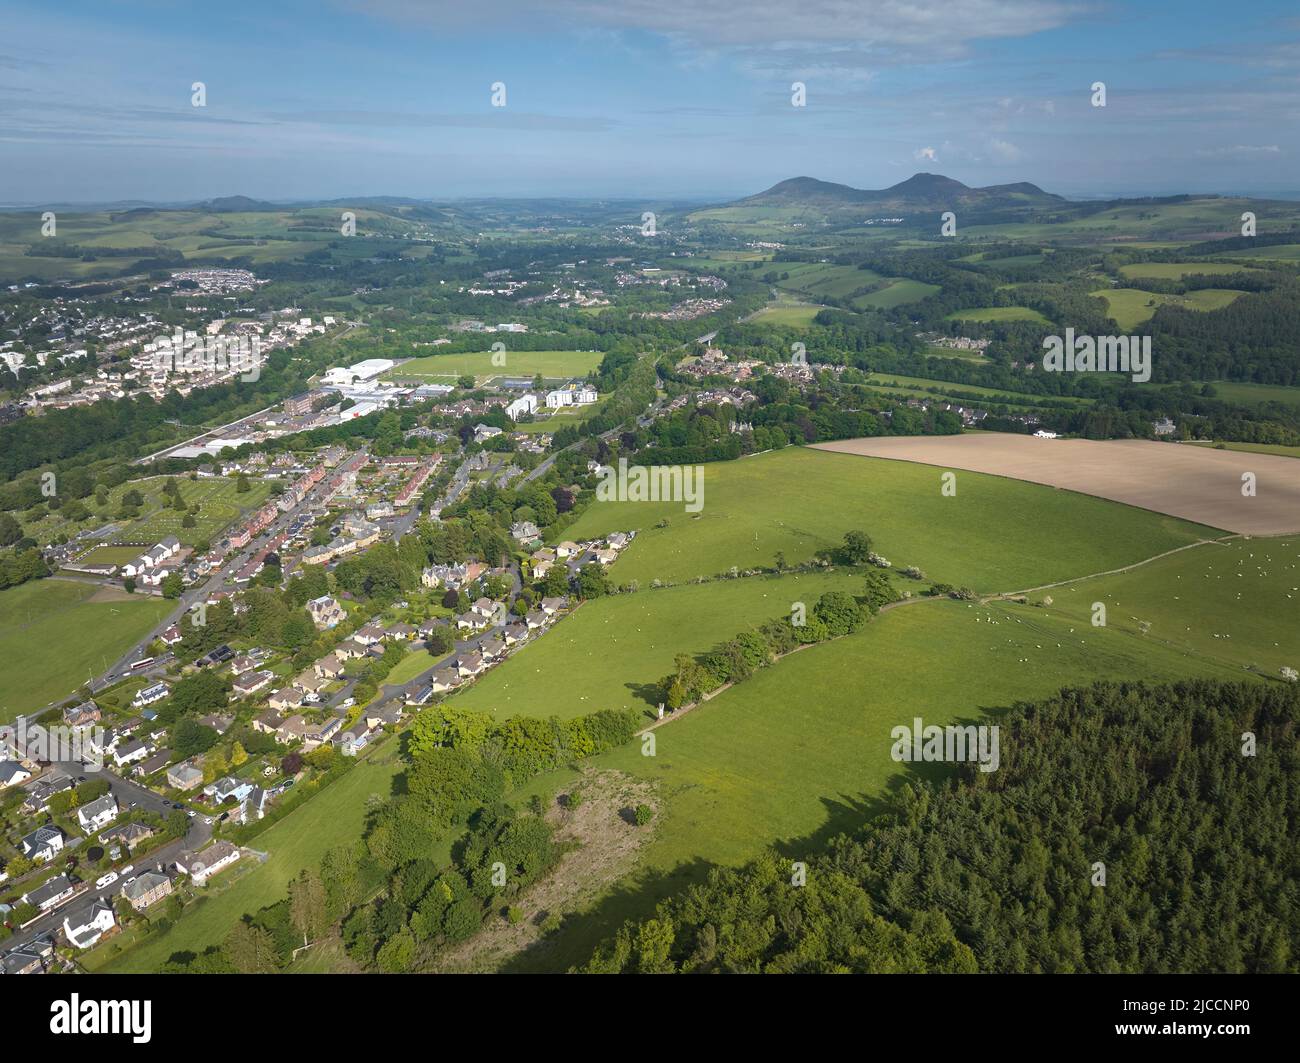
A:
193;195;279;213
732;173;1065;213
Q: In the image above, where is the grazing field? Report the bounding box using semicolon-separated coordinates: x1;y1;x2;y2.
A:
1039;536;1300;678
103;748;403;972
1208;243;1300;264
506;597;1246;971
853;278;941;309
1092;287;1245;329
812;434;1300;536
748;300;823;327
0;580;174;722
561;447;1213;590
944;305;1051;325
456;570;872;721
387;350;603;384
1194;381;1300;409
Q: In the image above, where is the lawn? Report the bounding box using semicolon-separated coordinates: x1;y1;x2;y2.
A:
560;447;1210;590
386;350;603;384
383;647;440;686
456;570;873;721
504;595;1248;971
0;580;174;722
103;748;403;972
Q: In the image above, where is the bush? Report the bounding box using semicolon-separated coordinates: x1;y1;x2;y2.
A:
633;804;654;827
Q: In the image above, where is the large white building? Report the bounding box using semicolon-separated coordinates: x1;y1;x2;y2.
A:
506;393;538;421
322;358;395;386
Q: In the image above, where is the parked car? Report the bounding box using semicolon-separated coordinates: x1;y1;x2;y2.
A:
340;697;355;708
119;865;134;877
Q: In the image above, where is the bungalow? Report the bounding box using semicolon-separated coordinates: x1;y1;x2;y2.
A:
366;703;405;729
21;825;65;863
166;762;204;791
304;716;343;749
275;715;311;744
532;558;555;579
0;762;32;788
354;623;386;645
101;821;155;851
197;713;234;735
159;624;184;646
502;623;529;646
205;776;254;805
2;947;45;975
269;687;305;712
480;636;508;660
239;786;271;824
23;872;76;912
385;622;416;641
456;612;488;632
252;710;283;735
593;548;618;565
132;682;170;709
22;772;72;814
334;638;369;660
113;739;149;768
334;723;370;757
555;541;580;559
176;840;241;886
405;681;435;705
292;670;331;694
607;531;631;550
63;900;115;949
525;610;547;631
470;597;497;618
510;520;541;543
429;668;463;694
417;617;449;640
121;869;173;911
135;749;172;777
540;596;568;616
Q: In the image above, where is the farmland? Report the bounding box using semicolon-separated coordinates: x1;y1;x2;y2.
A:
561;446;1213;589
1092;287;1245;329
0;579;174;722
386;350;603;384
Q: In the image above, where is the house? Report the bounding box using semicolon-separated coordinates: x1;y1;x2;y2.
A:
334;638;369;660
166;762;204;791
607;532;631;550
334;723;370;757
430;668;463;694
62;700;100;728
354;623;385;645
197;713;234;735
418;618;449;640
593;548;618;565
510;520;541;543
113;739;149;768
455;652;485;677
292;670;331;694
135;749;172;777
532;558;555;578
307;595;346;629
22;772;72;814
366;703;404;729
101;821;155;851
22;872;75;911
21;825;65;863
502;622;529;646
132;682;170;708
1153;417;1177;436
525;610;547;630
205;776;254;805
406;681;435;705
269;687;306;712
480;636;508;660
159;624;184;646
121;869;173;911
231;669;274;699
305;716;343;749
0;762;32;788
555;541;580;559
313;654;344;679
176;840;241;886
77;794;120;833
540;596;567;616
385;622;416;641
275;715;311;744
470;597;497;618
252;710;284;735
456;611;488;632
1033;429;1058;439
63;900;115;949
2;946;45;975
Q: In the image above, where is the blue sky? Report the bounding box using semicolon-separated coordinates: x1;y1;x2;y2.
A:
3;0;1299;203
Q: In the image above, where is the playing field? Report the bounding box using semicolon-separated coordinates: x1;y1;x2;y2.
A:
456;569;871;720
561;446;1213;590
387;350;603;384
0;580;174;722
812;434;1300;536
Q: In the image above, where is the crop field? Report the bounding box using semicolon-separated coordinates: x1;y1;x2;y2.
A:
812;434;1300;536
456;569;874;721
387;350;603;384
1092;287;1245;329
506;596;1247;971
0;580;174;722
104;748;404;972
561;446;1212;590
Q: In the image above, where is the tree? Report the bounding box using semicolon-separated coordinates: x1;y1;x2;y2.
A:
235;473;251;494
230;741;249;767
223;921;279;973
289;868;328;942
123;577;136;594
0;513;22;547
281;752;304;775
861;569;898;615
634;804;654;826
839;530;873;564
161;572;184;599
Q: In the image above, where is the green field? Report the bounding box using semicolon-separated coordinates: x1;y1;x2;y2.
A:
1209;244;1300;264
1092;287;1245;329
944;305;1052;325
1186;441;1300;459
457;570;871;721
853;278;941;309
561;448;1213;590
1118;262;1264;281
1193;381;1300;409
108;476;275;547
386;350;603;384
506;596;1248;970
383;647;439;686
0;580;174;722
104;748;403;972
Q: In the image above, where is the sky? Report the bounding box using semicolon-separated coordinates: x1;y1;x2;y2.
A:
2;0;1299;204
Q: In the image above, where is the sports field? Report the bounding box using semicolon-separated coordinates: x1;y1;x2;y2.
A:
0;580;174;722
812;434;1300;536
562;446;1213;589
387;350;602;384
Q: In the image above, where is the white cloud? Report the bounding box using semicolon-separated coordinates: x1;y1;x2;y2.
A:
915;146;939;161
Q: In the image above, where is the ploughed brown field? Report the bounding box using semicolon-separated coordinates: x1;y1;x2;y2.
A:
811;434;1300;536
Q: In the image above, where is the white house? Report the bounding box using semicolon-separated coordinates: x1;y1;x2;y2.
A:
132;682;170;708
0;762;32;788
63;900;116;950
176;840;241;886
21;825;65;863
1033;429;1058;439
77;794;120;833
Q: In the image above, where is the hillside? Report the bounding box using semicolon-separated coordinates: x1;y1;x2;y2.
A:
732;172;1064;212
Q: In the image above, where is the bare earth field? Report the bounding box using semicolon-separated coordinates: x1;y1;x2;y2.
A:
811;434;1300;535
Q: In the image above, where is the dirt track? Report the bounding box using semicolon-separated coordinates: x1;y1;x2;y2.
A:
811;435;1300;535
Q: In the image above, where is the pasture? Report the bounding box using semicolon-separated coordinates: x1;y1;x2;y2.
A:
0;580;174;722
561;446;1213;590
1092;287;1244;329
944;305;1052;325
